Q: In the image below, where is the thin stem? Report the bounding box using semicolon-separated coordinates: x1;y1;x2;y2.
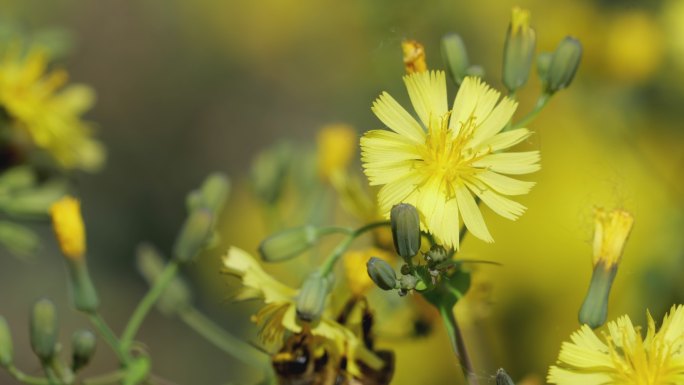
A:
510;93;552;130
82;370;126;385
7;365;49;385
319;221;390;276
120;261;179;351
439;305;479;385
88;313;130;364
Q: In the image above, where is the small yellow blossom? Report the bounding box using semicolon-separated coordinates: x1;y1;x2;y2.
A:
549;305;684;385
0;45;105;171
49;196;85;260
592;207;634;269
343;247;394;296
317;124;357;182
361;72;539;248
222;246;383;375
510;7;531;35
402;40;427;74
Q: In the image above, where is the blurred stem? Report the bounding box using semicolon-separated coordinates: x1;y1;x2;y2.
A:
88;313;130;364
82;370;125;385
120;261;180;352
510;93;552;130
7;365;49;385
319;221;390;277
179;307;274;378
438;304;479;385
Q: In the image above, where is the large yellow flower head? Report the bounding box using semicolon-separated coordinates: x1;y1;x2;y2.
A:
361;71;539;248
0;45;105;171
549;305;684;385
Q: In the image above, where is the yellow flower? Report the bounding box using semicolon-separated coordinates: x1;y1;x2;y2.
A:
549;305;684;385
317;124;357;182
343;247;394;296
402;40;427;74
222;246;383;375
592;207;634;269
49;196;85;260
0;45;105;171
361;72;539;248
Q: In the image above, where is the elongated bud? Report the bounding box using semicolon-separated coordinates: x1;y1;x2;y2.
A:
0;316;12;367
579;265;616;329
536;52;553;82
496;368;515;385
366;257;397;291
50;196;86;261
66;259;100;312
173;208;214;262
197;173;230;214
296;272;330;322
251;143;291;205
402;39;427;74
390;204;421;261
71;330;96;371
259;225;320;262
545;37;582;93
137;244;192;315
503;7;536;92
441;34;469;85
30;299;58;361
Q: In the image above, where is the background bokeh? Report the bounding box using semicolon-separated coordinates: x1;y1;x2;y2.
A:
1;0;683;384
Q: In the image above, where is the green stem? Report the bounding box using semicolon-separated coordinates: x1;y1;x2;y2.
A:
7;365;49;385
179;307;273;374
88;313;130;364
510;93;552;130
120;261;179;352
439;305;479;385
81;370;126;385
319;221;390;276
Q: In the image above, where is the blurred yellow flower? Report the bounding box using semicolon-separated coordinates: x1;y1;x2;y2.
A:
548;305;684;385
592;207;634;269
0;46;105;171
343;247;394;296
317;124;357;182
604;11;663;83
222;246;383;375
401;40;427;74
361;72;538;248
50;196;85;260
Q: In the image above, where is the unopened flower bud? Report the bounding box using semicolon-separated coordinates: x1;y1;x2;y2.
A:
197;173;230;214
390;204;421;261
579;265;616;329
536;52;552;82
546;37;582;93
137;244;192;315
367;257;398;291
441;34;469;85
50;196;86;261
496;368;515;385
173;208;214;262
30;299;58;361
425;245;448;263
402;39;427;74
251;143;291;205
259;225;320;262
399;275;417;290
400;264;411;275
71;330;96;371
0;316;12;367
296;272;330;322
503;7;536;92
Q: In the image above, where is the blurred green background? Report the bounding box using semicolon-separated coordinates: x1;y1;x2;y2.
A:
1;0;684;384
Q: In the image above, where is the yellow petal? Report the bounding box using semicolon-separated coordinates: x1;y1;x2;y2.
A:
473;151;541;175
455;185;493;243
465;180;526;221
403;70;448;128
371;91;426;143
471;128;532;154
476;171;536;196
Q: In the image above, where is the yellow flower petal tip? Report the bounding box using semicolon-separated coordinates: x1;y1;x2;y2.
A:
361;72;537;249
50;196;86;261
592;207;634;269
401;39;427;74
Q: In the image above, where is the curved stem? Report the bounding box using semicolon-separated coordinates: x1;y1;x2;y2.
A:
88;313;130;364
319;221;390;276
82;370;126;385
510;93;552;130
120;261;179;352
7;365;49;385
439;305;479;385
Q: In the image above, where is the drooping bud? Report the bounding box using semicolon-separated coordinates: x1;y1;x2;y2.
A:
50;196;86;261
30;299;58;361
137;243;192;315
258;225;320;262
173;208;214;262
343;247;393;296
402;39;427;74
0;316;13;367
296;272;330;322
441;34;469;85
496;368;516;385
390;204;421;261
545;37;582;93
71;330;96;371
503;7;536;92
366;257;397;291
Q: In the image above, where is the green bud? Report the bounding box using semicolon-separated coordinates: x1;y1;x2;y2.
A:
30;299;58;361
425;245;448;263
390;204;421;261
0;166;36;192
71;330;96;371
400;264;411;275
579;264;617;329
366;257;397;291
173;208;214;262
0;221;39;257
441;34;469;85
546;37;582;93
66;259;100;313
399;275;417;290
136;244;192;315
258;225;319;262
536;52;552;83
0;316;13;367
503;7;536;92
250;143;291;205
198;173;230;214
496;368;515;385
295;272;330;322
